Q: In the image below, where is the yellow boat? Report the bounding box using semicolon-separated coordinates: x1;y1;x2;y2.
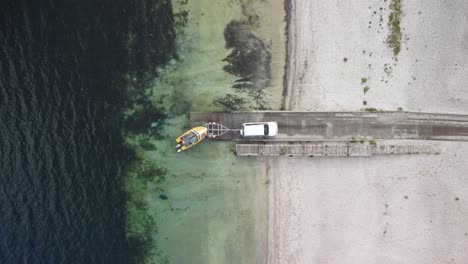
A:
176;126;208;152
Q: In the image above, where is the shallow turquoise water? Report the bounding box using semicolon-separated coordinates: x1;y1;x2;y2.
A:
123;1;284;263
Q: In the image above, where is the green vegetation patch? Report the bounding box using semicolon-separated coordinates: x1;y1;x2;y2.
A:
363;86;370;94
369;139;377;145
387;0;403;57
364;107;383;113
361;77;368;84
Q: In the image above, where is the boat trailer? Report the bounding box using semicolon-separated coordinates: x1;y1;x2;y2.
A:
203;122;239;138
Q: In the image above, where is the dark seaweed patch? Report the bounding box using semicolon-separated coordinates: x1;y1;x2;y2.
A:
223;21;271;81
137;163;167;184
139;137;157;151
214;94;247;111
217;20;272;109
124;102;166;136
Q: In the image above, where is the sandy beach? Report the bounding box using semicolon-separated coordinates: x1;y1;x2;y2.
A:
284;0;468;113
268;0;468;263
267;142;468;263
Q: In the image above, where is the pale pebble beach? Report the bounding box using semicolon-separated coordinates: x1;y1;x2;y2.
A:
267;0;468;263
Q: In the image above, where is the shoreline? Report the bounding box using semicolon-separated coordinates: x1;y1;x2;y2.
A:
281;0;293;110
243;0;288;109
265;0;294;260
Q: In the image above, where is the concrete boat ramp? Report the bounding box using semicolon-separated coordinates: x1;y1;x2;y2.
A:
190;111;468;156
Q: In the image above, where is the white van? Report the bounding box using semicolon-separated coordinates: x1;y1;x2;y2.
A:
240;122;278;137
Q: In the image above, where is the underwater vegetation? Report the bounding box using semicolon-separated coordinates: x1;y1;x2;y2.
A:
218;20;272;110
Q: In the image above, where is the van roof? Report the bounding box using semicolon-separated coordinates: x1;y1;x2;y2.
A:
243;123;266;136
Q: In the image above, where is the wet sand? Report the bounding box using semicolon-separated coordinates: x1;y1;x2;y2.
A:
268;0;468;263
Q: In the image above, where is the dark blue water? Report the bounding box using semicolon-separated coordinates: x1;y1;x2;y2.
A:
0;1;174;263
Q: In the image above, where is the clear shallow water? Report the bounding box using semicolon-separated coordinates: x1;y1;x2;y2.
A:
123;0;285;263
123;1;266;262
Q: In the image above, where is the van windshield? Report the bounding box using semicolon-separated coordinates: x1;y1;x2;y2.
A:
264;124;269;135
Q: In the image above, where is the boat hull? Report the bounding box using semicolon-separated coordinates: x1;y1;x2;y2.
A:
176;126;208;152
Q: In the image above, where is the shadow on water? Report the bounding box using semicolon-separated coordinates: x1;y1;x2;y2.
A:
0;0;175;263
